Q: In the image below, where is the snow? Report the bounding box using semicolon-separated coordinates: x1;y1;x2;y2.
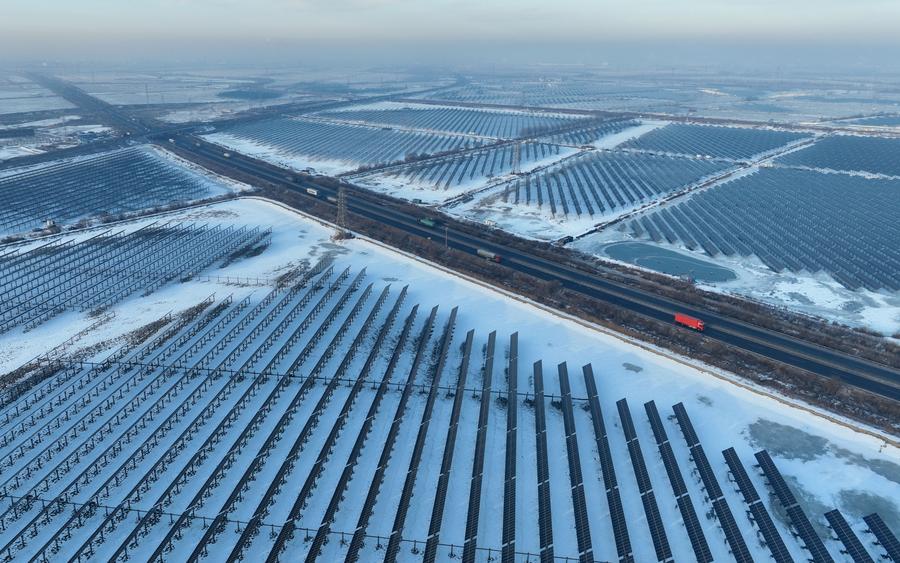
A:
2;196;897;561
0;145;44;161
0;115;81;129
447;193;602;241
590;120;667;149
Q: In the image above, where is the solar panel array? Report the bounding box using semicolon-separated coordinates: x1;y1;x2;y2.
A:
616;398;672;562
539;118;640;146
644;400;712;563
316;104;584;139
0;223;269;333
0;147;229;236
1;259;895;562
461;331;495;563
620;123;809;160
210;118;485;170
722;447;793;563
502;150;730;218
778;134;900;177
673;403;753;563
364;141;564;191
627;167;900;291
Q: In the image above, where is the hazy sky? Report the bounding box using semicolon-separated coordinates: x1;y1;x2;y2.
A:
3;0;900;66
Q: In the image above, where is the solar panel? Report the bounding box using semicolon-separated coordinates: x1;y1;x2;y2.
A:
462;331;494;563
749;503;794;563
501;333;518;562
714;497;755;563
606;488;634;562
617;399;638;441
628;440;653;493
723;448;759;503
678;495;713;563
584;365;631;563
825;509;874;563
533;361;554;561
558;363;594;562
672;402;699;446
660;444;687;497
691;444;723;500
642;490;674;562
864;513;900;561
673;406;750;560
755;450;798;507
644;400;668;444
787;505;834;563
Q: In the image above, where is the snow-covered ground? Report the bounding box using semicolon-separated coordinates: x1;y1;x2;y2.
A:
590;119;667;149
1;196;895;563
447;190;603;241
0;145;44;161
0;198;900;561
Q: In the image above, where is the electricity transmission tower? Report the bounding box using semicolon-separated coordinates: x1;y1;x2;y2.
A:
336;186;349;235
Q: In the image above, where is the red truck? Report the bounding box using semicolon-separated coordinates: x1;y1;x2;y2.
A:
674;313;705;331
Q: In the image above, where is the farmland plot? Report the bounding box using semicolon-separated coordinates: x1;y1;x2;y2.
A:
0;76;74;115
0;197;896;563
777;134;900;177
205;118;485;175
621;123;810;160
0;146;242;235
624;167;900;292
316;102;584;139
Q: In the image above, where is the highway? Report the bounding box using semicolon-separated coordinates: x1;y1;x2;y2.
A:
26;72;900;404
170;136;900;402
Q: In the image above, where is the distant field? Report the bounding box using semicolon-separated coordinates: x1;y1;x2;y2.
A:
625;167;900;291
621;123;810;160
777;134;900;177
0;77;74;115
316;102;584;139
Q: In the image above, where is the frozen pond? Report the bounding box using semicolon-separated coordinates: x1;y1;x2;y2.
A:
602;241;737;282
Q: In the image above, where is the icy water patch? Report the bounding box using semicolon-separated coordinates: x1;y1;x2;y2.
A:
748;419;828;461
602;241;737;283
840;490;900;531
